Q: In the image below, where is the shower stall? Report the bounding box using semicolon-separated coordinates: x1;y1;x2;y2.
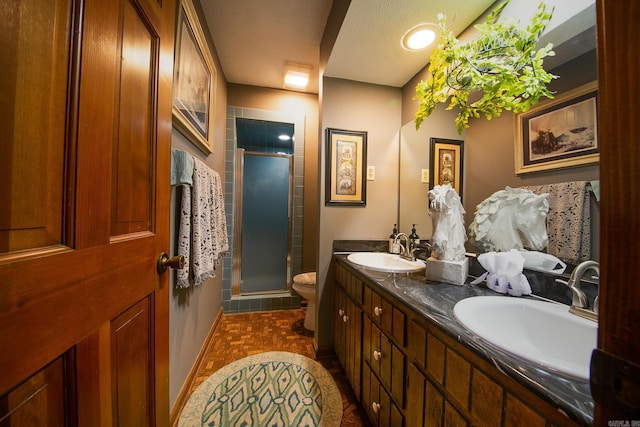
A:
232;118;296;297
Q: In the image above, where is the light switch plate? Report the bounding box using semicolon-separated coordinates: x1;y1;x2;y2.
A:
421;169;430;183
367;166;375;180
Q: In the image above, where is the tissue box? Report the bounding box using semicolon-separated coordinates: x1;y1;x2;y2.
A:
425;257;469;286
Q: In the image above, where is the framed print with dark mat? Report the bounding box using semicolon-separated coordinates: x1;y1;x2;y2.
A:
325;128;367;206
429;137;464;198
515;81;599;175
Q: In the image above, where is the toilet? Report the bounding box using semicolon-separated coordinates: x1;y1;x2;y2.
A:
292;272;317;331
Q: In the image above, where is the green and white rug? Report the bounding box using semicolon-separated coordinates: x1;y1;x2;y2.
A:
179;351;343;427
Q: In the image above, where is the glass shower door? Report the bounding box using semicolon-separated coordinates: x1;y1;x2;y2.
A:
239;152;292;293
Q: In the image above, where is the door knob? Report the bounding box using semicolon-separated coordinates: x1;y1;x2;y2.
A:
157;253;185;273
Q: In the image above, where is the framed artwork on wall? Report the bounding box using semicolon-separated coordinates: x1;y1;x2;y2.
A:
325;128;367;206
515;81;599;175
429;138;464;198
173;0;216;155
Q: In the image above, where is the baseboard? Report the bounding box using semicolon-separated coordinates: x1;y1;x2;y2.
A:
170;308;223;426
313;341;335;361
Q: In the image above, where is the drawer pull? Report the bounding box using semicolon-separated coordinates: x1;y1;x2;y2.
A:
338;309;344;316
372;402;381;413
373;350;382;360
374;306;382;317
343;315;349;323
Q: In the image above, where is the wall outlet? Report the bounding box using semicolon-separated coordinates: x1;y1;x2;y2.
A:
367;166;375;180
421;169;430;183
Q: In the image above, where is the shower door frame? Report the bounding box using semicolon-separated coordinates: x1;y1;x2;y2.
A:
232;149;293;296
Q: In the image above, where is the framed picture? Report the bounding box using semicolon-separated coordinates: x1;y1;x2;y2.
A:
429;138;464;198
325;128;367;206
173;0;216;155
515;81;599;175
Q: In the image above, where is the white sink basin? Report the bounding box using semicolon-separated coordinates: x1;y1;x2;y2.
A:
347;252;425;273
453;296;597;380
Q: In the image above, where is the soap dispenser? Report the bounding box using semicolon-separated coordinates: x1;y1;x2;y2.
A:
389;224;399;253
409;224;420;248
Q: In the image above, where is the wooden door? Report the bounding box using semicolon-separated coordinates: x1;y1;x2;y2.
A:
594;0;640;423
0;0;175;425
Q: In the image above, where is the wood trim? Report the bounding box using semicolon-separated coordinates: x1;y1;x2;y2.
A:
595;0;640;423
313;342;335;361
169;307;224;426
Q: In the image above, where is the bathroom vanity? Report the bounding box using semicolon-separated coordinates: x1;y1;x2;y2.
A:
333;253;594;426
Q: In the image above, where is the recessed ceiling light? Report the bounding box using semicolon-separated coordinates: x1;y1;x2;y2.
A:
402;23;439;51
284;71;309;89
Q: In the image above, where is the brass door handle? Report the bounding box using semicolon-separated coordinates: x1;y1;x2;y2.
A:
157;253;185;273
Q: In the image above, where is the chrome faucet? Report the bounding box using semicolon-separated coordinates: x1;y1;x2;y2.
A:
394;233;411;259
394;233;431;261
556;260;599;321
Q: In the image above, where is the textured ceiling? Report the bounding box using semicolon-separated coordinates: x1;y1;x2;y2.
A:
201;0;596;94
201;0;333;94
201;0;494;94
323;0;496;87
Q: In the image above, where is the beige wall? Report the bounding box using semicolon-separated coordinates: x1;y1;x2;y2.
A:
317;78;402;349
227;84;320;272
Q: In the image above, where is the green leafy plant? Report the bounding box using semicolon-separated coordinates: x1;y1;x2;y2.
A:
414;0;556;134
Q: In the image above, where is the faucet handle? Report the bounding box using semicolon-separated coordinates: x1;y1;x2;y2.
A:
556;278;588;308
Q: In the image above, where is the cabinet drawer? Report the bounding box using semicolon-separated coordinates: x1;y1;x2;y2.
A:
364;285;406;346
349;273;364;304
407;319;427;369
363;362;404;427
363;317;405;407
336;263;364;304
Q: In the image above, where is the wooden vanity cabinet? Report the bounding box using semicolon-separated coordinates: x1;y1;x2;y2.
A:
334;263;363;398
334;259;583;427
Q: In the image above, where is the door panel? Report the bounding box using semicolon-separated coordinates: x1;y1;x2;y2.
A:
112;298;152;425
0;358;67;426
112;0;156;237
0;0;71;253
0;0;175;425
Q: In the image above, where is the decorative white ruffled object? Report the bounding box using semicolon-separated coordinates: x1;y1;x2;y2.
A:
469;186;549;253
471;250;532;296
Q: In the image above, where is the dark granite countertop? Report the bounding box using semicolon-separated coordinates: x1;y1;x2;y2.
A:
333;243;594;426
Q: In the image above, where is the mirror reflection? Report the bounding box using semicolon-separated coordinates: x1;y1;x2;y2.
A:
399;9;599;267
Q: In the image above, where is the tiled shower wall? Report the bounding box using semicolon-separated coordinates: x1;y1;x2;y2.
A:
222;106;304;312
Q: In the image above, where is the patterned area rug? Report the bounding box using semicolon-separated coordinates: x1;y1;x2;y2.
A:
179;351;343;426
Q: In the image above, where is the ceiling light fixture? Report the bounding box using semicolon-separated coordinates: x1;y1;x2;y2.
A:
402;23;439;51
283;63;311;91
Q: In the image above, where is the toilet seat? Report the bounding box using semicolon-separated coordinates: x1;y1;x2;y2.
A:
293;272;316;286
